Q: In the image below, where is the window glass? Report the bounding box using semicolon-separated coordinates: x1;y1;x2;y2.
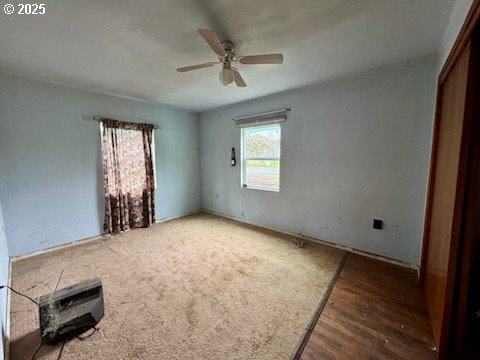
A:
241;125;281;191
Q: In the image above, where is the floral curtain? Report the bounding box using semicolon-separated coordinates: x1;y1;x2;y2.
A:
101;119;155;234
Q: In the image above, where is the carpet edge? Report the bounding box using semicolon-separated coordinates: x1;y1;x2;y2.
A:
290;252;349;360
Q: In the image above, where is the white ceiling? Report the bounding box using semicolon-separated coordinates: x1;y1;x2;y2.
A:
0;0;455;112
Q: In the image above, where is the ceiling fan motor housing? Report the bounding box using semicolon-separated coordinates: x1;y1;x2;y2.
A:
222;40;234;52
221;40;236;61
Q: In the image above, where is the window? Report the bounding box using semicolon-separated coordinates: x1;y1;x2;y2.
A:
241;124;281;191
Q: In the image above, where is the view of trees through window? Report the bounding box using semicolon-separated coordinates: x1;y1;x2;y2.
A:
242;125;281;191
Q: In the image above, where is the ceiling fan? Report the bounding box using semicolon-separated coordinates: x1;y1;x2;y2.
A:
176;29;284;87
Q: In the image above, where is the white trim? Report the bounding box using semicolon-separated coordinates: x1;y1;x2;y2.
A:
242;185;280;192
10;210;203;262
9;206;416;268
154;209;202;224
11;235;107;262
202;209;418;271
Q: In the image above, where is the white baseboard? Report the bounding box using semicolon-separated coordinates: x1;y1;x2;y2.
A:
201;209;418;271
155;209;202;224
11;209;203;263
11;234;107;263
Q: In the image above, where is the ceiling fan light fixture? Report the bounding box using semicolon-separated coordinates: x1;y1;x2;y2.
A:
219;67;234;87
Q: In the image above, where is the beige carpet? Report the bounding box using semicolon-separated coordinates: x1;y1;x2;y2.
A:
9;213;344;359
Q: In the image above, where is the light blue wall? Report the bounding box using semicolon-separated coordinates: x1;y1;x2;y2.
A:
0;72;201;256
200;58;437;266
439;0;473;69
0;199;8;360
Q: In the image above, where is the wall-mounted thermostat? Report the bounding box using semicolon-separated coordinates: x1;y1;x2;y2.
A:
231;147;236;166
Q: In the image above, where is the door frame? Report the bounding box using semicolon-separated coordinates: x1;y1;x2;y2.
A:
420;1;480;358
453;44;480;354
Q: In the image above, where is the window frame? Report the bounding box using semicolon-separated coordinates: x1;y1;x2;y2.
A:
240;124;281;192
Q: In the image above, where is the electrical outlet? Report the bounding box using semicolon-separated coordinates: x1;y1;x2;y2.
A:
373;219;383;230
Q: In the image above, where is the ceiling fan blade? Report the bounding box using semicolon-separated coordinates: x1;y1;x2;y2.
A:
232;69;247;87
239;54;283;64
198;29;226;57
176;62;217;72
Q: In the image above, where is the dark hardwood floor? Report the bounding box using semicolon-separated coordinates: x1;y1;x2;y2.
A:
300;253;437;360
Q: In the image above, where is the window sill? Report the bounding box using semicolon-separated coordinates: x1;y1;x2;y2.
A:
242;185;280;192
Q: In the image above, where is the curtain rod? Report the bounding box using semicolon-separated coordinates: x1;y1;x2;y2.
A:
82;115;160;129
231;108;291;122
